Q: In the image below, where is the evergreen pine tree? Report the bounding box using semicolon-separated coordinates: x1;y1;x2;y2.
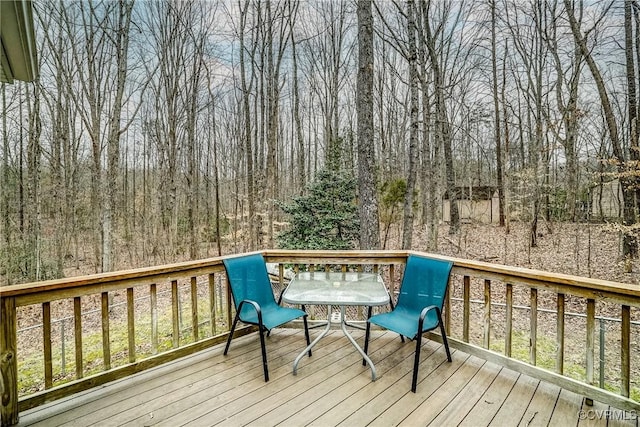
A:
277;169;360;250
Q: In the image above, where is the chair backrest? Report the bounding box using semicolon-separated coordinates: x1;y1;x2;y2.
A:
397;255;453;313
223;253;278;310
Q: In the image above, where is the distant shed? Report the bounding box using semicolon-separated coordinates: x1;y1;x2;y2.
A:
442;186;499;224
591;179;622;219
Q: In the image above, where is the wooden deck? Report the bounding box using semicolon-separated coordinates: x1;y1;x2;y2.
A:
17;328;637;427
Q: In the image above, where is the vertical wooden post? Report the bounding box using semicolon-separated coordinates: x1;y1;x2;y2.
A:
127;288;135;363
151;283;159;352
483;279;491;349
463;276;470;342
191;277;199;342
74;296;83;379
556;293;565;374
225;276;232;332
530;288;537;365
101;292;111;370
444;287;451;336
43;302;53;388
621;305;631;397
586;298;595;384
278;264;285;302
505;283;513;357
171;280;180;347
209;273;216;336
0;296;19;426
389;264;396;306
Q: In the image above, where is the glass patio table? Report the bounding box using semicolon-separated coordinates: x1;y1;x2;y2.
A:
281;271;390;380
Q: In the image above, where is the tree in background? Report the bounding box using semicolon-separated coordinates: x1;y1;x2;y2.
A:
356;0;380;251
277;169;359;250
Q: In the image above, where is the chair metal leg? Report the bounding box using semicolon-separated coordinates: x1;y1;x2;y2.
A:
224;311;241;355
303;314;312;357
412;333;422;393
258;326;269;382
437;309;452;362
363;321;371;366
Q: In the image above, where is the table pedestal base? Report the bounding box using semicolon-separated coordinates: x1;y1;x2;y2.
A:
292;305;377;380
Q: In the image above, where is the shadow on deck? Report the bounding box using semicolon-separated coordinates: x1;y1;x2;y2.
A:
17;329;635;427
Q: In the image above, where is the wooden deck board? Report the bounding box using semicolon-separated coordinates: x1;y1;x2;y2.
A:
519;380;562;426
489;373;539;426
458;367;520;426
246;331;408;427
17;329;632;427
182;333;361;426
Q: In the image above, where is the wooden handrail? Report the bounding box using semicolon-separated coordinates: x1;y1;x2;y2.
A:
2;249;640;426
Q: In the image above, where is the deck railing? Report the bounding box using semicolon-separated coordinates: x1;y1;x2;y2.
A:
1;249;640;425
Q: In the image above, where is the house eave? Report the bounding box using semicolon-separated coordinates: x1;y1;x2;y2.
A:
0;0;38;84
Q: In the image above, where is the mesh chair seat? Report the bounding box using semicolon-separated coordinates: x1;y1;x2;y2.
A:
368;305;440;340
223;253;310;382
364;254;453;392
237;303;306;331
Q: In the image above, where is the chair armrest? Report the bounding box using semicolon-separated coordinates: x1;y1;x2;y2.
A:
417;305;442;335
237;299;264;325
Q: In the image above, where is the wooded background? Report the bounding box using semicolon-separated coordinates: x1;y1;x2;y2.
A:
1;0;638;285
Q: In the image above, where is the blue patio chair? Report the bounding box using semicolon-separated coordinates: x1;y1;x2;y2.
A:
363;254;453;392
223;253;311;381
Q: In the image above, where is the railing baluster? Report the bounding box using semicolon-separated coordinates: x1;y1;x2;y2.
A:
278;264;285;302
225;276;232;332
74;296;83;378
43;301;53;388
60;319;66;376
483;279;491;349
191;277;199;342
505;283;513;357
172;280;180;347
621;305;630;397
0;296;18;426
530;288;537;365
556;293;564;375
101;292;111;370
586;298;595;384
599;318;605;388
127;288;135;363
463;276;470;343
151;283;158;353
444;286;451;336
389;264;396;306
209;273;216;336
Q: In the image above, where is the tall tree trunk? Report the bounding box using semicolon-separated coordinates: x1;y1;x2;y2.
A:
356;0;380;250
1;84;12;284
402;0;418;249
491;0;505;227
103;0;133;272
239;0;256;251
289;2;305;193
626;0;640;218
423;1;459;234
25;83;42;280
565;0;637;262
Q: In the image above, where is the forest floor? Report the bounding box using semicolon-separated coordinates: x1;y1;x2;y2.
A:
428;220;636;284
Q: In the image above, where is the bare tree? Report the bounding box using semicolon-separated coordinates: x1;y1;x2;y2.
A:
491;0;505;227
402;0;419;249
564;0;638;264
357;0;380;250
420;0;460;235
